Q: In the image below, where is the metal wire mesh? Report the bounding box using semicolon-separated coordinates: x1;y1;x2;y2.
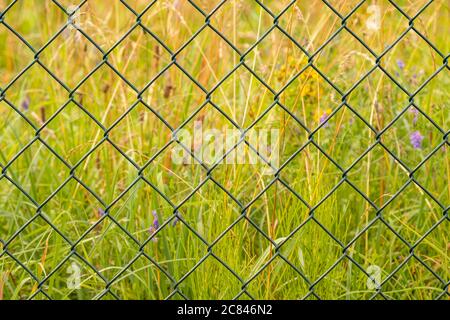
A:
0;0;448;300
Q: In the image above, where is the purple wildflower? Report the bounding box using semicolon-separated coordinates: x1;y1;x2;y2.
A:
410;131;424;149
21;96;30;111
319;112;329;127
396;59;405;70
98;208;107;217
151;210;159;230
409;107;419;125
172;212;181;227
149;210;160;242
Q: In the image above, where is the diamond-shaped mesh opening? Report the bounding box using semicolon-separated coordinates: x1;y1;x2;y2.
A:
40;101;102;165
246;28;308;91
382;108;442;169
6;140;69;204
181;256;242;299
0;254;40;299
0;25;34;86
175;102;236;165
212;218;274;279
313;258;375;300
0;178;37;242
108;102;172;166
249;103;308;165
247;181;309;239
74;141;138;203
108;180;173;245
381;182;444;244
315;106;374;168
176;177;241;244
3;215;71;292
346;0;409;55
314;29;375;92
381;31;440;92
1;0;66;49
40;179;104;243
413;221;449;291
143;143;207;206
73;216;139;281
211;144;275;205
41;255;106;300
346;144;409;206
0;100;35;164
108;26;171;90
349;219;412;294
177;26;239;90
142;219;208;284
313;182;377;245
140;0;205;52
380;257;446;300
246;256;310;299
280;144;342;207
73;64;137;128
413;0;449;54
278;219;344;285
346;68;409;130
142;63;205;128
278;0;341;52
74;1;136;50
108;255;174;300
38;28;103;88
211;0;273;51
414;146;450;207
279;67;340;129
4;63;68;127
210;65;273;128
413;70;449;132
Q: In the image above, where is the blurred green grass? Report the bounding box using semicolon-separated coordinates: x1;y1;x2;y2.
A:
0;0;448;300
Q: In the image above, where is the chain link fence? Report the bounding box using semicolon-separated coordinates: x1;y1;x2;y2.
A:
0;0;448;299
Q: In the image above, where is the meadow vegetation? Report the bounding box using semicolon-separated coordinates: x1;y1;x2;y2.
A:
0;0;448;299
